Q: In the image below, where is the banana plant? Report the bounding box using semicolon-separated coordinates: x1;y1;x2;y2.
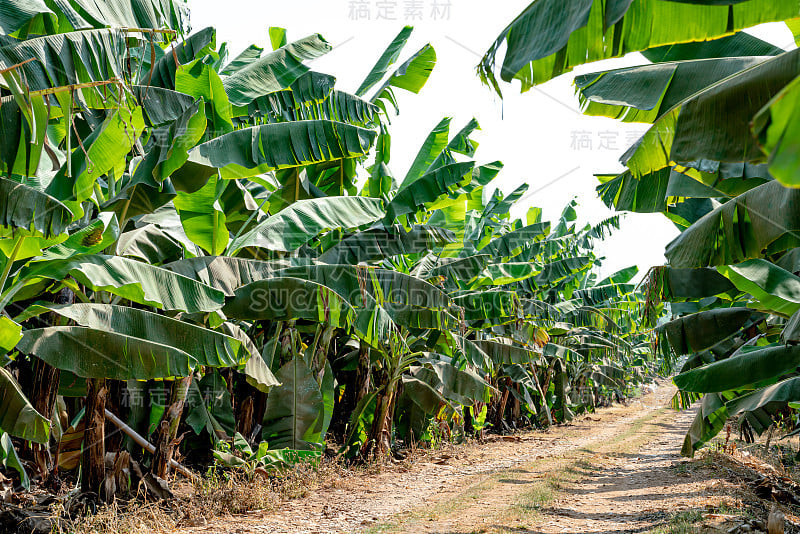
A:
485;1;800;455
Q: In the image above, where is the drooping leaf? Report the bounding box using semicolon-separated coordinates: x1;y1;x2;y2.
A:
18;326;196;380
0;367;48;444
718;260;800;317
223;277;353;329
623;49;800;180
187;120;377;180
318;225;455;264
0;178;72;238
13;255;225;312
657;307;756;356
228;197;385;254
16;303;251;367
665;181;800;268
674;344;800;393
262;356;324;450
575;56;768;123
479;0;798;91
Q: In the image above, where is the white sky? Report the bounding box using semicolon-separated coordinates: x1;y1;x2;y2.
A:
190;1;793;280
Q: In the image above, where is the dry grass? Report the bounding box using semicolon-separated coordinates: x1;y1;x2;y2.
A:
47;457;364;534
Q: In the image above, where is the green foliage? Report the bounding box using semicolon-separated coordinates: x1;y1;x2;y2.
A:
487;0;800;456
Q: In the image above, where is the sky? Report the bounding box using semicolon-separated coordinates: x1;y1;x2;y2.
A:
189;1;794;280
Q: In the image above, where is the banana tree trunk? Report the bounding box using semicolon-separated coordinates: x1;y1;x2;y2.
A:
81;378;107;498
151;376;191;479
32;288;73;482
31;359;59;481
331;343;371;439
494;378;511;431
362;376;398;460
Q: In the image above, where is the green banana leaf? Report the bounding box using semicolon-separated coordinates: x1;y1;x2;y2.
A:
217;321;280;391
187;120;377;180
665;181;800;268
454;290;521;326
402;117;452;186
220;44;263;76
175;58;234;135
725;376;800;427
641;31;783;63
227;197;385;254
0;92;48;177
163;256;307;296
0;0;54;35
480;222;551;258
0;367;49;444
17;326;196;380
681;392;729;457
370;44;436;114
59;0;187;31
223;276;353;329
718;260;800;317
0;178;72;239
536;257;591;285
0;28;126;92
421;255;491;285
116;223;183;264
271;264;452;311
674;344;800;393
385;162;475;221
262;356;325;450
575;56;768;123
355;25;413;97
623;49;800;180
16;303;251;367
657;307;756;355
411;359;493;406
656;267;735;301
470;339;539;367
479;0;797;92
222;34;331;106
0;317;21;355
186;371;236;442
471;263;542;287
37;213;119;261
173;174;229;255
11;254;225;312
148;27;216;90
62;107;146;208
318;225;455;264
753;75;800;188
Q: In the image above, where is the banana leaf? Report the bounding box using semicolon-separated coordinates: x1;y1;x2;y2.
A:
16;303;251;367
657;307;756;356
18;326;197;380
479;0;797;91
187;120;377;180
228;197;385;254
674;344;800;393
0;367;48;444
718;260;800;317
262;356;325;450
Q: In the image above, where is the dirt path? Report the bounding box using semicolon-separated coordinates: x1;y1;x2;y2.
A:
182;380;727;534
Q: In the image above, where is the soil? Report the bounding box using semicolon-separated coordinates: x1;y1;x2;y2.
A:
178;379;798;534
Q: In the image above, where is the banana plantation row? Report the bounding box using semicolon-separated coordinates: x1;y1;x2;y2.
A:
479;0;800;456
3;0;800;507
0;0;662;499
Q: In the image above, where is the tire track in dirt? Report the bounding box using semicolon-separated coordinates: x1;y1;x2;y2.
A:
180;379;689;534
